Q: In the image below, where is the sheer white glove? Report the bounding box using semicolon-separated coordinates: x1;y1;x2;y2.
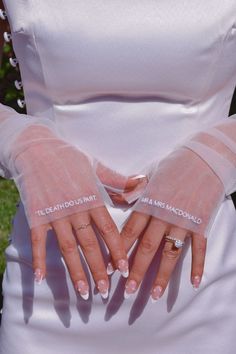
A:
0;103;57;178
183;115;236;196
10;125;103;228
129;115;236;238
7;123;137;229
0;103;145;228
129;146;225;238
117;116;236;301
0;104;148;299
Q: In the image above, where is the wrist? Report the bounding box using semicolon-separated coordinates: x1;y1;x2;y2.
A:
10;124;64;163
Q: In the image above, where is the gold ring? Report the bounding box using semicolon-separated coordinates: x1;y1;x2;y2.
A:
75;223;91;231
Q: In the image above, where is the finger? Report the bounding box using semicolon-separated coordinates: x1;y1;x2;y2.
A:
151;227;188;302
52;218;90;300
71;212;109;299
95;161;131;190
191;233;207;290
106;174;148;205
108;174;148;206
31;224;48;284
90;206;129;278
121;211;151;253
95;160;147;192
124;174;148;192
107;192;131;206
124;217;167;298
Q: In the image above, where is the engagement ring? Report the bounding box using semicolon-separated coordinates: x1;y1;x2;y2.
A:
165;235;185;249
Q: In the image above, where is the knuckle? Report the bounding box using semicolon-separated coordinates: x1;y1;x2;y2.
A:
139;239;156;255
195;241;207;255
121;225;137;240
60;239;77;255
80;236;97;252
162;248;181;260
152;218;167;230
99;221;117;237
196;246;206;257
31;233;42;247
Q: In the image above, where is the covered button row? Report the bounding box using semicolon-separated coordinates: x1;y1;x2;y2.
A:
1;8;25;109
0;8;11;42
9;57;25;108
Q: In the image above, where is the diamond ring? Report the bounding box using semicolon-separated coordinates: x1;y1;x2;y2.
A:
164;236;185;249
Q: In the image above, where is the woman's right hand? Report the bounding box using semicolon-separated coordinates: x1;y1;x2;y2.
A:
10;124;144;300
31;205;128;300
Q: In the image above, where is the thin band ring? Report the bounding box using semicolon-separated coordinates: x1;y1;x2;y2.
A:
75;223;91;231
165;235;185;249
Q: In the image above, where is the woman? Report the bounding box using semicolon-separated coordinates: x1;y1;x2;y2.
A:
0;1;236;353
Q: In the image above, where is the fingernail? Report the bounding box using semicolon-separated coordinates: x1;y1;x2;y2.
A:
106;262;115;275
124;280;137;299
131;174;147;181
76;280;89;300
117;259;129;278
97;280;109;299
151;285;163;302
192;275;201;291
34;268;43;285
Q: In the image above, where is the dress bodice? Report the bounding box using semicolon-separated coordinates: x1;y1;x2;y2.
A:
2;1;236;174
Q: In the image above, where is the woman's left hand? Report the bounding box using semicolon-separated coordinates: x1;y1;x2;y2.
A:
120;213;207;300
111;146;225;301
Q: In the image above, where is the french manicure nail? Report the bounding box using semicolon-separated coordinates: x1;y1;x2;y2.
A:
97;280;109;299
117;259;129;278
34;268;43;285
131;174;147;181
76;280;89;300
106;262;115;275
151;285;163;302
100;289;109;299
124;280;137;299
192;275;201;291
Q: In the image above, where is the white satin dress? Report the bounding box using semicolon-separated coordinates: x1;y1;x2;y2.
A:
0;1;236;354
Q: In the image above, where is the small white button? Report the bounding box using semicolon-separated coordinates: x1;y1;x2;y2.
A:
0;9;7;20
17;99;25;108
9;57;18;67
14;80;23;90
3;32;12;42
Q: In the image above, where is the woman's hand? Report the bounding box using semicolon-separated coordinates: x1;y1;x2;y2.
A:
31;174;145;301
31;206;128;301
109;147;225;301
121;214;207;300
11;125;145;300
